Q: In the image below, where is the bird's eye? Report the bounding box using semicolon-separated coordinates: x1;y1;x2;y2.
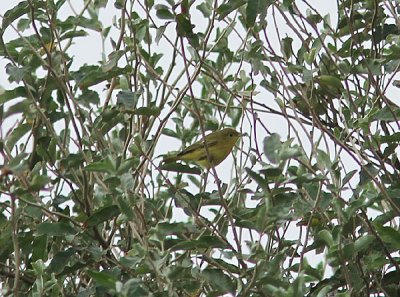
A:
229;133;233;137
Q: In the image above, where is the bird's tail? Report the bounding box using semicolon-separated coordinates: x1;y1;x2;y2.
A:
163;155;178;164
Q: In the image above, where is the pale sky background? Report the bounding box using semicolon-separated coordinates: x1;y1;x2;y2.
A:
0;0;368;278
0;0;341;166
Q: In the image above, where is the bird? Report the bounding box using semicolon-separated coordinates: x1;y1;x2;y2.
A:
163;128;241;169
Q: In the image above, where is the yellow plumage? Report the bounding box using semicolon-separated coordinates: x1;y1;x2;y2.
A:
163;128;241;169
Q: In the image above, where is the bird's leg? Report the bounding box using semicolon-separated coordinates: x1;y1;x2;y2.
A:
209;166;221;185
200;169;209;192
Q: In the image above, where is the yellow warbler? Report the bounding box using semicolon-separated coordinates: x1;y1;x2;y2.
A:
163;128;241;169
39;41;57;56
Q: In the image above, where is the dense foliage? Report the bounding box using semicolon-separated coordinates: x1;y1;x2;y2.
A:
1;0;400;296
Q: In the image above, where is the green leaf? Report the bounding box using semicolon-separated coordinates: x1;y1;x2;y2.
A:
354;235;375;253
120;279;150;296
94;0;108;8
77;89;100;107
29;174;51;191
306;13;323;25
302;69;313;82
6;64;29;83
60;153;85;170
85;205;120;227
373;24;399;43
201;269;235;294
316;75;343;91
160;162;202;175
373;106;400;122
260;165;283;177
359;163;379;186
246;0;259;28
36;222;77;236
86;270;117;289
35;136;54;163
145;0;154;8
161;128;178;138
101;50;125;72
282;0;294;9
132;106;161;116
47;137;57;165
94;109;124;135
155;25;167;44
0;220;13;261
47;248;75;274
116;90;141;110
316;149;332;169
263;133;281;164
212;259;241;274
393;80;400;88
117;196;135;220
197;1;212;17
31;235;48;262
7;152;29;174
84;157;115;173
217;0;246;20
153;222;187;236
2;1;44;30
17;18;30;31
63;15;102;31
279;145;303;160
155;4;174;20
175;14;195;38
281;37;293;61
317;230;334;247
60;29;88;40
342;170;357;186
246;168;268;190
120;172;135;190
374;224;400;249
3;100;30;118
169;236;227;251
32;259;45;276
72;65;132;89
6;123;31;150
379;132;400;143
0;86;27;104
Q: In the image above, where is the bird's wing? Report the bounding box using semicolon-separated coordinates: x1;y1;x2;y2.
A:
177;139;218;157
